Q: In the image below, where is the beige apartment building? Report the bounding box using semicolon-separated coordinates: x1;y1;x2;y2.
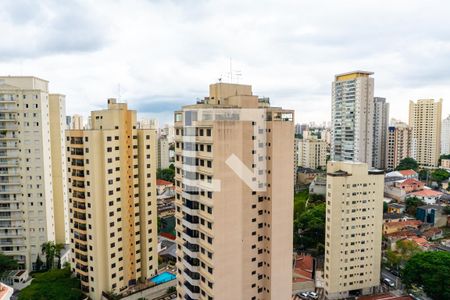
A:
297;137;327;169
324;161;384;300
174;82;294;300
386;121;413;171
331;71;374;166
409;99;442;167
66;99;158;299
0;76;68;271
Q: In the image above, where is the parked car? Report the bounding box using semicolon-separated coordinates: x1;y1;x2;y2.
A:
298;292;309;299
308;291;319;299
383;278;395;287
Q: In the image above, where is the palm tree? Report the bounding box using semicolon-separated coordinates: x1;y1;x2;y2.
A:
54;243;65;269
41;241;55;270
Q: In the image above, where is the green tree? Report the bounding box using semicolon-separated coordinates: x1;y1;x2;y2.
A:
386;249;402;269
41;241;56;270
157;216;168;233
395;157;419;171
431;169;450;183
167;286;176;293
402;251;450;300
35;254;44;272
157;168;175;183
405;197;425;216
383;202;388;213
18;267;83;300
54;243;65;269
396;239;421;261
0;253;18;273
296;203;326;253
443;206;450;215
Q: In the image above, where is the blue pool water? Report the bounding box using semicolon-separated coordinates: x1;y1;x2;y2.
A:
150;271;176;285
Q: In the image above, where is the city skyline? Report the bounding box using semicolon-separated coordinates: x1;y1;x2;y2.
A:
1;1;450;125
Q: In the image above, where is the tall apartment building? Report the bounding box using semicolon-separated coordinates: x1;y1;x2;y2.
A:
409;99;442;167
324;161;384;299
441;115;450;155
0;76;68;270
49;94;70;244
372;97;389;169
158;135;171;169
70;114;84;130
298;137;327;169
331;71;374;166
386;121;413;171
174;82;294;300
66;99;158;300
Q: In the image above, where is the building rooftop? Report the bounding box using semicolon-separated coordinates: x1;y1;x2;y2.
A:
398;169;418;176
410;190;443;197
156;179;174;186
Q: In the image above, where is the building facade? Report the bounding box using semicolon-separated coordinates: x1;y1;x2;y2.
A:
158;135;171;169
298;137;327;169
441;115;450;155
372;97;389;169
331;71;374;166
174;82;294;300
386;121;413;171
66;99;158;299
0;76;67;271
324;161;384;299
409;99;442;167
49;94;70;244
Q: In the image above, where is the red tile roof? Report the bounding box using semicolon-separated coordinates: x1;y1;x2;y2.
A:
399;169;417;176
410;189;443;197
402;178;422;185
157;179;174;186
384;220;422;229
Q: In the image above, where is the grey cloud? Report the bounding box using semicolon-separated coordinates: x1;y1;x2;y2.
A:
0;0;108;60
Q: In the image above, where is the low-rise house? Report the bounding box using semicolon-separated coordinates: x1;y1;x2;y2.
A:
398;169;419;179
416;204;447;227
297;167;319;185
308;175;326;196
394;178;424;193
409;189;443;205
383;213;410;223
407;236;432;250
387;203;406;214
441;158;450;170
156;179;174;196
383;219;422;235
422;227;444;240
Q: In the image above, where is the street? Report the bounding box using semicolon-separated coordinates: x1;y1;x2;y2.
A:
381;268;402;290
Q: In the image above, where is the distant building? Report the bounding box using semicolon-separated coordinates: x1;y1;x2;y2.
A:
298;137;327;169
331;71;374;166
324;162;383;299
70;114;84;130
372;97;389;169
157;135;170;169
441;159;450;170
441;115;450;154
409;99;442;167
309;174;326;195
387;203;406;214
416;205;447;227
386;121;413;171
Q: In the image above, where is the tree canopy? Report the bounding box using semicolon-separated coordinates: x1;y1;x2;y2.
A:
18;267;84;300
431;169;450;183
385;240;421;269
157;167;175;183
405;197;425;216
0;253;18;273
293;190;325;254
402;251;450;300
395;157;419;171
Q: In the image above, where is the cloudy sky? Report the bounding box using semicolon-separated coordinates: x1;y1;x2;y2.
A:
1;0;450;126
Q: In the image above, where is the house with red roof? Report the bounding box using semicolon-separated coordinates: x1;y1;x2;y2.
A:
383;219;422;235
409;189;443;204
394;178;424;193
398;169;418;179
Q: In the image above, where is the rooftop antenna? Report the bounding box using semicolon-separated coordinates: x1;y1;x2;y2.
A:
227;58;242;83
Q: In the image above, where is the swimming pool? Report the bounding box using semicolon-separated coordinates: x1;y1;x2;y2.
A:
150;271;176;285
